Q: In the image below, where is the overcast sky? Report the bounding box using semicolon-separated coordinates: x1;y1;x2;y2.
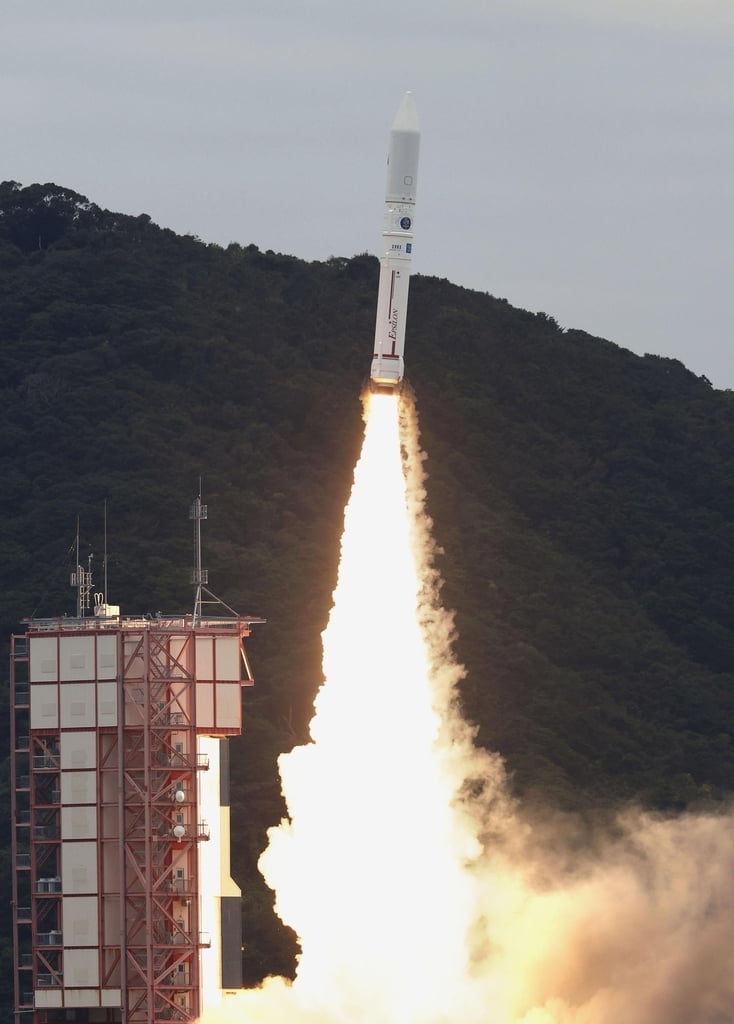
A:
3;0;733;387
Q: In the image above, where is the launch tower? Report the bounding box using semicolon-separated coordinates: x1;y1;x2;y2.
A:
9;506;263;1024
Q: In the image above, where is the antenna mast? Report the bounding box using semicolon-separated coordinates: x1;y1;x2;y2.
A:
103;499;108;604
70;516;93;617
190;486;208;625
189;486;240;623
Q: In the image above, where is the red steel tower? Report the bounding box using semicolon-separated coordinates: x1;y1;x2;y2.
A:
10;502;263;1024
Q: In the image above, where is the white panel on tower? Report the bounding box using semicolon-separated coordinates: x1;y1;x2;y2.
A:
30;684;58;728
96;634;117;679
30;636;58;682
61;771;96;805
60;636;95;681
215;683;241;729
62;805;97;840
62;895;99;945
60;683;96;727
60;731;97;770
215;636;239;680
65;989;101;1008
61;841;98;893
196;636;214;678
196;682;214;729
63;948;101;996
34;990;62;1008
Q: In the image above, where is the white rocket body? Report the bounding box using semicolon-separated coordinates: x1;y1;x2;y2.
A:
370;92;420;391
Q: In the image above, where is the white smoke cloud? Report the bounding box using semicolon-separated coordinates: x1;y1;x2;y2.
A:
401;392;734;1024
459;807;734;1023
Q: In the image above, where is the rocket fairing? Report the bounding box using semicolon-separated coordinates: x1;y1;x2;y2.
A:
370;92;420;391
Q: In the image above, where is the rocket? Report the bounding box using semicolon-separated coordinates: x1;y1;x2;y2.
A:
369;92;420;391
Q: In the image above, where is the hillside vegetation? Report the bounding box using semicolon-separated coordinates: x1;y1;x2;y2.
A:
1;181;733;988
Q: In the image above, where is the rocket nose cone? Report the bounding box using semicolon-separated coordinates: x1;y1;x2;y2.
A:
392;91;420;134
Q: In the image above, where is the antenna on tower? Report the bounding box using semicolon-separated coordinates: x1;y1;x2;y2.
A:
189;482;239;624
70;516;93;617
190;481;209;625
103;499;108;605
93;502;120;619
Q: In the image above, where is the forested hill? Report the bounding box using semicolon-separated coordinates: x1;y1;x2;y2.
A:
2;180;734;983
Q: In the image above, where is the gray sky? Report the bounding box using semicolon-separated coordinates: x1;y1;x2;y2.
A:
4;0;733;387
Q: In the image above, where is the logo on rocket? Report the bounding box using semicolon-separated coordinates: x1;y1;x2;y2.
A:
388;307;399;346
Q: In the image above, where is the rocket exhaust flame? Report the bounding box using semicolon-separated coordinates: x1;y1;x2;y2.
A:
199;393;734;1024
258;391;485;1021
